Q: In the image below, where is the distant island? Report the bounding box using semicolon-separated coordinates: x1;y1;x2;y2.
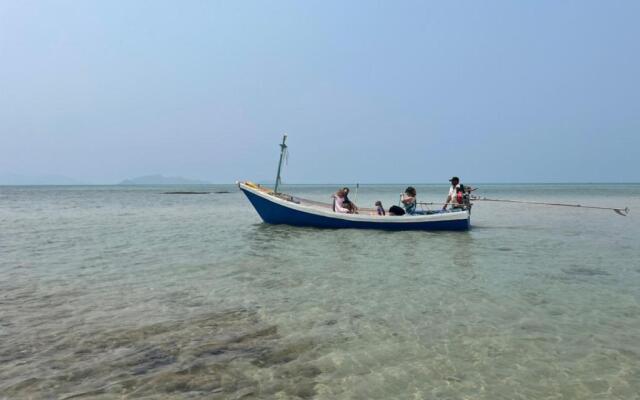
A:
119;174;210;185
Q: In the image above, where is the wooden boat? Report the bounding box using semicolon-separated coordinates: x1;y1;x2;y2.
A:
238;135;470;231
238;181;471;231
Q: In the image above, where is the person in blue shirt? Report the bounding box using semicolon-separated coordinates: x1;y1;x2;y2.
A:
401;186;417;215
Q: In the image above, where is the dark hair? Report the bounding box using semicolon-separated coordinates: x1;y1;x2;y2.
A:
405;186;416;196
375;201;382;207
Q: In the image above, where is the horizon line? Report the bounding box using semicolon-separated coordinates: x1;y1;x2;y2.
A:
1;181;639;187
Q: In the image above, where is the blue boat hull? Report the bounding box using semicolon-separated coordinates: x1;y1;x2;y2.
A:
240;185;470;231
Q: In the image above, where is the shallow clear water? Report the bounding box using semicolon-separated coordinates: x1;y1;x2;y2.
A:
1;184;639;399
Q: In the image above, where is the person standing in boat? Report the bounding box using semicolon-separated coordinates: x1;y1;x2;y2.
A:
443;177;461;210
443;177;473;210
401;186;418;215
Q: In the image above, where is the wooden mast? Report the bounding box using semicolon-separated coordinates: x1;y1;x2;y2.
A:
274;134;287;194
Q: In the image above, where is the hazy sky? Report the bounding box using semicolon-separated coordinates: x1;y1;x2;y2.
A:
1;1;638;183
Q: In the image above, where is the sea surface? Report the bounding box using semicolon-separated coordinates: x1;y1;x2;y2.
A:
1;184;639;399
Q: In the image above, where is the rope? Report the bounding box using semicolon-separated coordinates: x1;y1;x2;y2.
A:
470;196;629;216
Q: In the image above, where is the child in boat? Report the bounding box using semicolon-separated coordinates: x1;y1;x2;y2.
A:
375;201;385;216
451;186;466;209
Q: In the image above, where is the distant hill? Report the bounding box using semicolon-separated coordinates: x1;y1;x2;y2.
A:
119;174;210;185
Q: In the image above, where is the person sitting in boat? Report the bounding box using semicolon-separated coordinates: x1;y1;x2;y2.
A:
388;205;405;216
375;201;385;216
341;187;358;213
401;186;418;215
333;188;357;214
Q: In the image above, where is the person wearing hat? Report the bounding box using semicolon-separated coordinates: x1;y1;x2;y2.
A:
443;177;476;210
443;176;461;210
